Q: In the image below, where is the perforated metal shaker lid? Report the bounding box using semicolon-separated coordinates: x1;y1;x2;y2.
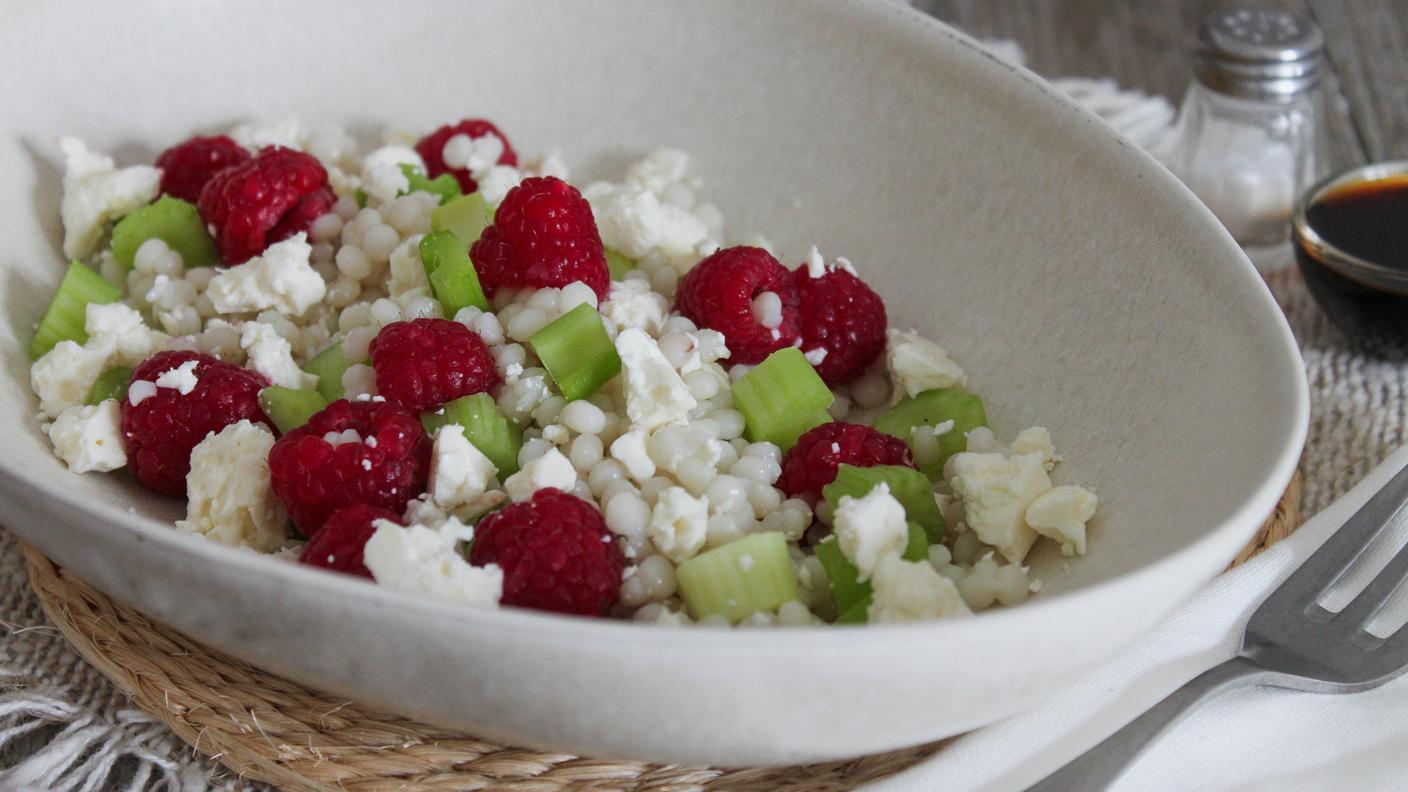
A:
1195;8;1324;101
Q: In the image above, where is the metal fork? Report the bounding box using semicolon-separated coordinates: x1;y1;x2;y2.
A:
1029;461;1408;791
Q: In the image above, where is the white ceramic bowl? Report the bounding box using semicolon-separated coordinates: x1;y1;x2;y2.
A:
0;0;1306;766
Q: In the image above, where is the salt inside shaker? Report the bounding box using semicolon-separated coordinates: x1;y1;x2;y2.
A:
1169;8;1324;247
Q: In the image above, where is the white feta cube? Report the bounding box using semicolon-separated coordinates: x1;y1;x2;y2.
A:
31;339;112;419
503;447;577;502
240;322;316;390
84;303;169;366
587;184;709;260
154;359;200;394
948;451;1052;563
600;278;670;337
609;429;656;482
58;137;161;259
430;425;497;511
1025;485;1098;556
1011;426;1058;470
230;117;305;152
207;234;326;316
833;483;909;581
176;420;287;552
869;552;971;622
363;519;502;607
47;400;125;472
886;328;967;403
476;165;523;207
360;144;423;206
615;328;696;431
649;486;709;562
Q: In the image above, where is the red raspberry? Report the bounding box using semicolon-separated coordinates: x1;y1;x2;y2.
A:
674;246;802;365
120;351;272;497
298;504;402;577
197;146;335;265
268;400;431;534
469;489;622;617
792;264;888;385
414;119;518;194
368;319;500;414
469;176;609;300
155;135;251;204
776;422;916;498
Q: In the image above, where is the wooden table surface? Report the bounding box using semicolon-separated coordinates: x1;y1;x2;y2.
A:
918;1;1407;175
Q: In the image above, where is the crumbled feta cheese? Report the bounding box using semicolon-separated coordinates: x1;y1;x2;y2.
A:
648;486;709;562
207;234;326;316
869;552;971;622
360;145;423;205
496;372;551;423
430;425;497;510
948;451;1052;563
127;380;157;406
47;400;125;472
240;322;316;390
833;483;909;581
85;303;169;366
503;447;576;502
609;429;656;482
30;340;111;419
363;519;502;607
175;421;287;552
154;359;199;394
615;328;697;431
600;278;670;337
386;235;429;297
587;184;710;260
624;149;691;195
886;329;967;402
802;246;858;279
804;347;828;366
1011;426;1058;470
476;165;523;207
1025;485;1098;556
230;117;305;152
322;429;362;446
58;138;161;259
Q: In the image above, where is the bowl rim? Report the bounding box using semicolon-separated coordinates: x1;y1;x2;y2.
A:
3;0;1309;647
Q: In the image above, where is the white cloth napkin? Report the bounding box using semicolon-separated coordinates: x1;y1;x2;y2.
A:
865;446;1408;792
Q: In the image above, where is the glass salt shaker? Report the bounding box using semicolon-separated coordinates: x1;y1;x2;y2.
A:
1169;8;1325;248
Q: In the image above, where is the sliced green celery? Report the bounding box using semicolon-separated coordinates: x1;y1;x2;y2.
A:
874;388;988;478
110;195;218;270
30;261;120;359
420;392;522;475
419;231;489;314
530;304;621;401
835;596;872;624
431;192;494;245
822;464;945;543
303;342;356;402
86;366;132;405
354;188;368;208
731;347;833;450
814;537;871;619
258;386;329;434
676;532;799;623
605;247;637;280
399;163;462;204
904;521;929;562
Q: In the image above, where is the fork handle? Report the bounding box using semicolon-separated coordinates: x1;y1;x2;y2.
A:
1026;655;1268;791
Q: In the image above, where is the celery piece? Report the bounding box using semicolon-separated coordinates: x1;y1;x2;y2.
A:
605;247;637;280
110;195;218;270
822;464;945;543
731;347;834;450
420;392;522;475
874;388;988;478
86;366;132;405
399;163;462;204
419;231;489;314
30;261;120;359
904;521;929;562
529;304;621;401
431;192;494;246
258;386;329;435
814;536;871;619
676;532;799;623
354;188;368;208
303;342;356;402
835;596;872;624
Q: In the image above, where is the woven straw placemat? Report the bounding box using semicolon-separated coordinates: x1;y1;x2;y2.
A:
21;472;1300;792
